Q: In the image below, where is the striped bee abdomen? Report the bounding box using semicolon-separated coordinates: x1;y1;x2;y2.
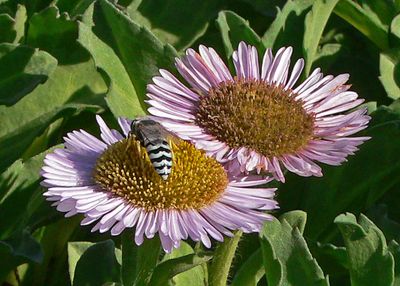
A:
145;140;173;180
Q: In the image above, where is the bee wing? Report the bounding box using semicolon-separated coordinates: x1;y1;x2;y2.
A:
158;125;180;144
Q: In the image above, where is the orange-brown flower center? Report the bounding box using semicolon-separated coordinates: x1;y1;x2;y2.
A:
93;138;228;211
195;80;315;157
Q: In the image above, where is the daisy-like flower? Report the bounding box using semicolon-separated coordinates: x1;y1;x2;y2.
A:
146;42;371;182
41;116;278;252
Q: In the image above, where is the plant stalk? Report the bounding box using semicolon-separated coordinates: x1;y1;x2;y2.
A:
209;230;243;286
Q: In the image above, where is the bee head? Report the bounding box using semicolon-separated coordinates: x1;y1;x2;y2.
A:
130;117;162;137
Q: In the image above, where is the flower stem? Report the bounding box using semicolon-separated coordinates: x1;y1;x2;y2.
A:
209;231;243;286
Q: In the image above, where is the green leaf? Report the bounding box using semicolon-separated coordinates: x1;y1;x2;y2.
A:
390;14;400;47
0;146;60;238
68;241;122;283
0;2;106;171
0;60;106;172
315;242;348;269
134;238;161;286
0;43;57;106
367;204;400;242
356;0;397;27
2;4;27;44
68;241;93;284
78;8;144;118
279;210;307;234
278;106;400;241
69;240;121;286
231;249;264;286
312;43;342;72
57;0;96;17
27;6;88;65
216;10;264;60
260;211;330;286
303;0;340;76
333;0;389;50
0;230;43;283
121;231;138;286
149;245;211;286
388;240;400;285
20;217;81;286
262;0;312;59
81;0;178;116
236;0;283;16
0;13;15;42
13;4;26;43
0;5;107;170
126;0;223;51
379;52;400;99
335;213;394;286
121;236;161;286
160;242;208;286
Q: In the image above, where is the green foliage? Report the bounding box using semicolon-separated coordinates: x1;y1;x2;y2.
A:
335;213;394;286
0;230;43;282
0;0;399;285
278;105;400;241
150;244;211;286
334;0;389;50
216;11;263;60
68;240;121;285
0;43;57;106
231;249;264;286
0;13;15;42
0;146;60;238
260;211;330;286
125;0;223;51
124;236;161;286
160;242;209;286
303;0;339;76
262;0;313;59
80;0;177;117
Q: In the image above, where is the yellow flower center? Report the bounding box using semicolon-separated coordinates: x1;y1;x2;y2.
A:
93;137;228;211
195;80;315;157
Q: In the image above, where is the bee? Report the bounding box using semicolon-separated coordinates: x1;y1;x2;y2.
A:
130;117;173;180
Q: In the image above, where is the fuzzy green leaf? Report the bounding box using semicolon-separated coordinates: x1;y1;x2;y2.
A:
260;211;330;286
0;5;107;171
68;240;121;286
0;60;106;172
126;0;223;51
149;244;211;286
379;52;400;99
335;213;394;286
80;0;177;117
0;13;15;42
78;11;144;118
0;146;61;238
334;0;389;50
262;0;312;60
27;6;85;65
278;106;400;241
68;241;93;283
160;242;208;286
390;14;400;47
0;43;57;106
388;240;400;285
303;0;340;76
216;10;264;60
0;230;43;283
123;237;161;286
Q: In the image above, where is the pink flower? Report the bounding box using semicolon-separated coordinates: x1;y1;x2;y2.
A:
147;42;370;182
41;116;278;253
